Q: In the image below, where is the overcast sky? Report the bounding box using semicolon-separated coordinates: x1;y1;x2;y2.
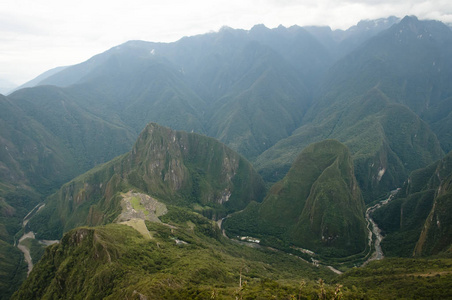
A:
1;0;451;86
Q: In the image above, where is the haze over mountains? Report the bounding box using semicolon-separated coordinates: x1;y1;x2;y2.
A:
1;15;452;299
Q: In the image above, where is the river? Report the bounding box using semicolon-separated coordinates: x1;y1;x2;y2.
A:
16;202;59;276
217;190;398;272
362;191;398;266
16;191;394;276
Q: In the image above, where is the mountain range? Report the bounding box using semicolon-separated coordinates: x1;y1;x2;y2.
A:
1;15;452;299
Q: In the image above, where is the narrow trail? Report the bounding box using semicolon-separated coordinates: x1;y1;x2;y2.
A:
22;203;45;227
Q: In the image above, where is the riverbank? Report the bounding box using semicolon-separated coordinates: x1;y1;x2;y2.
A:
17;232;35;275
16;202;58;277
362;190;398;266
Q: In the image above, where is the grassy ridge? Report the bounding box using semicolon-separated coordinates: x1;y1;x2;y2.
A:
14;207;452;299
337;257;452;299
14;209;335;299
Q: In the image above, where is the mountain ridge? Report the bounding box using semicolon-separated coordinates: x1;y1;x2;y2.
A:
224;140;368;259
372;151;452;257
2;15;452;299
28;123;266;240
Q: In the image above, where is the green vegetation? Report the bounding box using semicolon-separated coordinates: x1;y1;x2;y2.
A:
3;16;452;298
255;88;444;203
28;123;266;240
0;188;42;300
337;257;452;299
255;16;451;201
373;151;452;257
19;238;46;265
130;196;149;216
15;206;452;299
205;42;310;160
0;240;27;299
14;210;335;299
225;140;368;260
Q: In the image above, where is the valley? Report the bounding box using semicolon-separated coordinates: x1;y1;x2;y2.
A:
15;203;58;278
1;15;452;299
16;232;34;275
363;191;398;265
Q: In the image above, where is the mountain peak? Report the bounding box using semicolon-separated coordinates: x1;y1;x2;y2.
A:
354;16;400;31
398;15;425;34
395;15;452;38
401;15;419;23
249;24;272;37
28;122;266;239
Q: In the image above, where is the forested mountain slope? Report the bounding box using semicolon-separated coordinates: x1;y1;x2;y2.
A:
28;123;265;240
256;88;444;201
224;140;368;259
373;151;452;257
3;15;452;299
256;16;450;201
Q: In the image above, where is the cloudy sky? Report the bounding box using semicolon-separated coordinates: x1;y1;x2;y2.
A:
1;0;451;86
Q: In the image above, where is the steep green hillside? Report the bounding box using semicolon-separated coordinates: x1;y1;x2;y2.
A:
414;152;452;256
424;95;452;157
13;209;452;299
255;16;451;199
28;123;266;240
0;95;67;299
0;94;79;195
0;84;137;300
21;24;338;161
0;85;136;258
14;209;334;300
65;50;206;135
256;89;444;201
9;86;136;172
225;140;367;259
319;16;452;116
317;16;452;153
373;151;452;257
205;42;310;159
337;257;452;299
0;240;27;299
37;35;313;160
